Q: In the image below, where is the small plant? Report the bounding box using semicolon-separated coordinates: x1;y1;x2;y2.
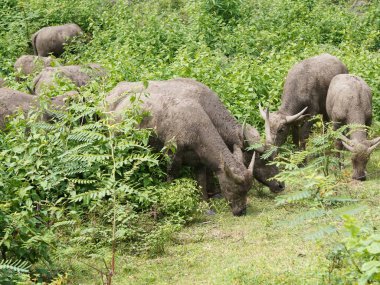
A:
327;215;380;285
274;118;350;206
203;0;242;22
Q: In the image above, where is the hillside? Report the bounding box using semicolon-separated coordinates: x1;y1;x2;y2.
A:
0;0;379;284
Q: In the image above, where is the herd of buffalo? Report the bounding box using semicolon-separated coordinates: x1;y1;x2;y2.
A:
1;23;379;216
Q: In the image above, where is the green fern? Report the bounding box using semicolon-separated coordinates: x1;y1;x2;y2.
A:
70;188;113;203
306;225;338;241
0;259;30;274
275;190;314;205
69;178;97;185
68;130;107;142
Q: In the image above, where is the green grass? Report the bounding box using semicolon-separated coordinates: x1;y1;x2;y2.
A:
62;151;380;285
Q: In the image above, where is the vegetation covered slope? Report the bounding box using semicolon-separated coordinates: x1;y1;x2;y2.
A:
0;0;379;284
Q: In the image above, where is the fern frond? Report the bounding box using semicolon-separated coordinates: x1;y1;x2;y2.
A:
275;190;314;206
32;122;58;131
68;154;111;163
71;122;104;131
64;161;89;175
323;197;360;204
122;153;159;165
331;204;367;218
0;259;30;274
305;225;338;241
59;143;93;158
70;188;112;203
71;107;98;121
68;130;106;142
116;140;150;151
51;220;76;229
279;209;327;227
69;178;97;185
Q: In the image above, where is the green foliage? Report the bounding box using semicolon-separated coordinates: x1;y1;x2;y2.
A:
0;259;31;284
274;119;349;206
327;215;380;284
0;0;379;282
156;178;201;223
203;0;242;23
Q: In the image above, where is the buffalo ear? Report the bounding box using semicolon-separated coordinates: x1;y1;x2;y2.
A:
223;162;245;184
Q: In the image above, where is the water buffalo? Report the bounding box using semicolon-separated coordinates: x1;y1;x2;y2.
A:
259;54;348;148
0;88;74;129
14;55;53;79
326;74;380;181
31;23;83;57
32;64;106;95
106;86;255;216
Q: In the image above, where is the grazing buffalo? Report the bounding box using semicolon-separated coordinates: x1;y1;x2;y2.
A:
326;74;380;181
14;55;53;79
31;23;83;57
259;54;348;149
0;88;74;129
106;84;255;216
32;64;106;95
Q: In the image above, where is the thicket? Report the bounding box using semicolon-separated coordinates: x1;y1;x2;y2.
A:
0;0;379;283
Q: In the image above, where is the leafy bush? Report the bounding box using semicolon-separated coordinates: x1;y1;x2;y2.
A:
156;178;201;223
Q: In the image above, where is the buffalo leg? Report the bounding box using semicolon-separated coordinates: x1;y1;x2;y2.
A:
299;120;314;149
206;168;221;198
292;125;300;148
167;153;182;182
195;165;209;200
333;122;343;169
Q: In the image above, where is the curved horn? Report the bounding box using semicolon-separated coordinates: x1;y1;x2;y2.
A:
264;109;273;144
258;104;267;120
258;104;273;144
342;141;355;152
340;135;352;145
285;107;308;124
368;137;380;153
248;151;255;177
